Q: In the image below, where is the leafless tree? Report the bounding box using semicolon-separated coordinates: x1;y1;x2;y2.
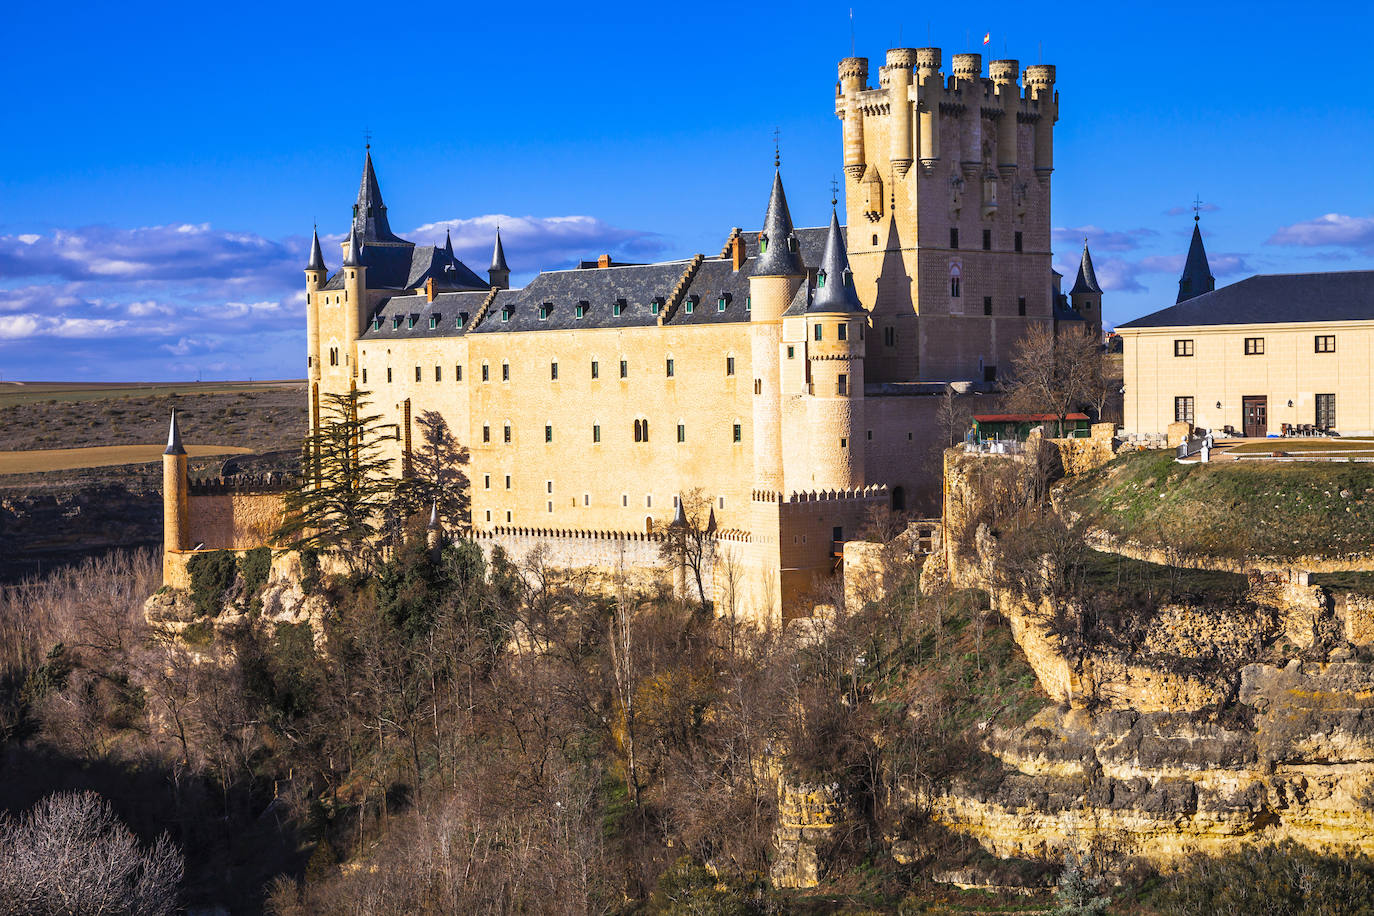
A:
0;790;183;916
1004;324;1108;435
657;488;715;611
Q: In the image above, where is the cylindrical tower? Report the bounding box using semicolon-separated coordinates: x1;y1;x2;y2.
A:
838;57;869;181
952;54;983;177
990;59;1019;175
162;410;189;583
885;49;917;177
305;228;326;392
342;229;366;379
916;47;942;172
801;311;866;491
1024;64;1057;180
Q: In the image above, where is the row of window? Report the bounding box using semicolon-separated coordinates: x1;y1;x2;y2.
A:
979;296;1030;316
510;295;750;324
479;419;744;445
949;228;1025;252
478;495;729;523
362;355;746;386
1174;335;1338;357
1174;394;1337;428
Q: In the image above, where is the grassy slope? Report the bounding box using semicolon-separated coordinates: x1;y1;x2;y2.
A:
1060;449;1374;560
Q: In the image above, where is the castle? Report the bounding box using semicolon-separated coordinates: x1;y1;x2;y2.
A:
166;46;1093;625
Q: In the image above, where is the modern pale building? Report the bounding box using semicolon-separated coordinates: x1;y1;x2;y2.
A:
300;45;1087;623
1119;223;1374;437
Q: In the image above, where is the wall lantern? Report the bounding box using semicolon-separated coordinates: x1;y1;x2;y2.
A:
1287;399;1294;408
1215;401;1222;410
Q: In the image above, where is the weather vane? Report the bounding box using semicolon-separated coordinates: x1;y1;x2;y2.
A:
773;128;780;168
364;127;372;151
830;176;839;208
1192;194;1203;222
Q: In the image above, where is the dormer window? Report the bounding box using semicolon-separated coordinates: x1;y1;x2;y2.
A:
407;315;417;329
539;304;550;320
817;269;827;288
372;317;382;331
651;298;662;315
842;267;853;287
759;234;769;253
788;235;799;253
459;312;469;325
429;315;439;329
685;295;697;315
501;308;511;322
392;316;403;330
576;301;587;319
717;295;728;312
614;299;626;316
746;296;751;311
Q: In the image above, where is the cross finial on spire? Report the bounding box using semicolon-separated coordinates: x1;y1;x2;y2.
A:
364;127;371;151
773;128;780;169
830;175;839;209
1192;194;1203;222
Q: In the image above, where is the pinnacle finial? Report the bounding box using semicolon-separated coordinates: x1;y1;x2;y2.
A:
830;175;839;209
1192;194;1203;223
773;127;780;169
164;409;186;456
670;496;688;529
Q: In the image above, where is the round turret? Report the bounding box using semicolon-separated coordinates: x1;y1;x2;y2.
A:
952;53;982;83
1023;64;1056;93
885;47;918;69
838;56;868;92
916;47;941;75
989;59;1019;85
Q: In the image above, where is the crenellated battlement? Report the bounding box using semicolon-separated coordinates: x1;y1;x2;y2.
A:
189;473;297;495
470;525;671;543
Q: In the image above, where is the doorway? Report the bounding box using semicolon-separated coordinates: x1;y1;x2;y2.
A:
1243;396;1268;438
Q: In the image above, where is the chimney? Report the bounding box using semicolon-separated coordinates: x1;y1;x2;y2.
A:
731;235;747;271
597;254;612;269
425;276;436;302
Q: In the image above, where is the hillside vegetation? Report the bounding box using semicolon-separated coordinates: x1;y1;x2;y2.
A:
1060;449;1374;559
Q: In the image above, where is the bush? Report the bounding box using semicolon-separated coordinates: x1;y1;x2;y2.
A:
1149;840;1374;915
238;547;273;616
187;550;237;618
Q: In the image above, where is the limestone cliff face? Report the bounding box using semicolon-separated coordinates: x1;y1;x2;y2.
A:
930;450;1374;865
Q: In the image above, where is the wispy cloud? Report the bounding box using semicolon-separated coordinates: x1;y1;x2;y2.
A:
409;214;668;272
1163;203;1220;217
1267;213;1374;252
1052;225;1157;252
1057;251;1250;295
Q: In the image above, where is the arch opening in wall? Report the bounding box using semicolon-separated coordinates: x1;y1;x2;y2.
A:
891;486;906;512
645;516;654;534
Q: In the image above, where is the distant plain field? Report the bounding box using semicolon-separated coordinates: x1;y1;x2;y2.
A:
0;381;306;454
0;444;254;475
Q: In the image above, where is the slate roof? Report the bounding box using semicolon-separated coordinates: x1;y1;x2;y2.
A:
352;151;409;245
1070;243;1101;295
752;171;806;277
491;229;509;272
802;210;864;314
306;229;327;272
322;242;487;292
360;290;498;339
1118;270;1374;330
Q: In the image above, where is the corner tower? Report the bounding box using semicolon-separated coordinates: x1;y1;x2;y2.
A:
162;410;189;583
1177;215;1216;303
1069;241;1103;339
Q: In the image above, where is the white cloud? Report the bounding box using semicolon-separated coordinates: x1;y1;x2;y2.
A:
1267;213;1374;251
1052;225;1157;253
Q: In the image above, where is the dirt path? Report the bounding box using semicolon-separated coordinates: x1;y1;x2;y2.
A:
0;444;253;475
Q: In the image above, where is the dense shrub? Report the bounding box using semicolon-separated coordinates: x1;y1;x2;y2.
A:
1149;840;1374;915
187;550;237;618
238;547;273;615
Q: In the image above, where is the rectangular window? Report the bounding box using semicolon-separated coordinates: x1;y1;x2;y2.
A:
539;305;550;320
455;365;462;381
614;299;625;316
949;227;959;249
754;379;762;394
982;229;992;250
718;297;727;312
547;501;553;513
838;323;847;341
434;366;441;382
620;359;628;378
983;296;993;316
505;510;511;523
786;345;795;359
393;316;403;330
677;423;685;443
483;474;491;489
666;358;674;378
646;495;652;508
505;475;511;489
545;425;553;443
732;423;741;443
840;437;847;448
1244;337;1265;355
503;425;511;443
502;363;510;381
651;300;661;315
593;424;601;443
813;324;822;341
575;304;586;319
1317;393;1336;429
429;316;438;329
591;360;599;379
361;368;367;384
407;316;416;329
386;368;392;383
485;510;492;522
685;300;694;315
866;429;873;440
415;366;422;382
726;356;735;376
884;327;895;347
546;480;553;494
551;362;559;380
482;424;490;443
623;494;629;507
584;493;590;506
1174;339;1194;357
501;308;511;322
1014;231;1023;252
482;364;490;381
837;374;847;395
1316;335;1336;353
746;296;751;312
1174;396;1194;423
1018;297;1026;316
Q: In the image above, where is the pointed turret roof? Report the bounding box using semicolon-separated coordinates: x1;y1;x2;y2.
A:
343;228;360;267
351;150;410;245
809;208;864;313
164;409;185;456
753;171;806;277
1177;220;1216;303
670;497;688;529
306;228;327;272
444;229;454;259
1070;241;1101;295
491;228;509;273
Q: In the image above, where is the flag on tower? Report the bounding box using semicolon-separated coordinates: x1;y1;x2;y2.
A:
982;32;991;45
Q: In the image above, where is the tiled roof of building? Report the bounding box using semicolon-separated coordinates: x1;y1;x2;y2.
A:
359;289;499;339
1118;270;1374;330
323;242;486;292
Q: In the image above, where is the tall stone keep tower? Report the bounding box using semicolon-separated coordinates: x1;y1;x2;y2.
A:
162;410;189;582
836;47;1058;384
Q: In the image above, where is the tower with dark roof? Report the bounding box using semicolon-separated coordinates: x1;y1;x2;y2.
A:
1177;217;1216;303
305;228;327;388
1069;240;1103;339
351;150;410;246
489;228;510;290
162;409;189;581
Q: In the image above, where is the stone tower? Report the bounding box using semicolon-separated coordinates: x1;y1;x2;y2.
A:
489;228;511;290
304;228;327;434
1070;241;1103;339
781;208;867;492
1177;215;1215;303
836;47;1058;383
162;409;189;582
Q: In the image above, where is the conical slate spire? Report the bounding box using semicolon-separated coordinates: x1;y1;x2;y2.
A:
1070;241;1102;295
164;409;185;456
343;228;360;268
351;150;408;244
490;227;509;273
306;228;326;272
811;208;864;313
1177;221;1216;303
444;229;454;259
753;171;805;277
670;497;688;529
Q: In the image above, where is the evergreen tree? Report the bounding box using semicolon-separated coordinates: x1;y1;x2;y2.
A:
1054;848;1111;915
396;409;471;533
275;388;397;575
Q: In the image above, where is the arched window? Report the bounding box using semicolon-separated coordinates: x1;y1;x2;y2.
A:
633;418;649;442
949;263;962;298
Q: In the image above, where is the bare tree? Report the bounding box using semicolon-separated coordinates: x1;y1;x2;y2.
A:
658;489;715;611
1004;324;1107;436
0;790;183;916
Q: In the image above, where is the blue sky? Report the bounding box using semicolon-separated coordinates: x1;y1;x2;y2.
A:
3;0;1373;381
